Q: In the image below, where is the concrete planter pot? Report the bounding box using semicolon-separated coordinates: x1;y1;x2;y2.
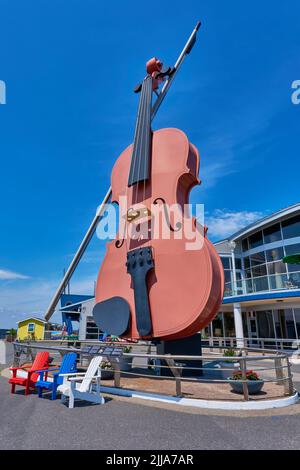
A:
216;361;240;380
227;378;265;395
119;356;133;372
101;369;114;380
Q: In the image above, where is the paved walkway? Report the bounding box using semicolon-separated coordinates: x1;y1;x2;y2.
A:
1;375;300;450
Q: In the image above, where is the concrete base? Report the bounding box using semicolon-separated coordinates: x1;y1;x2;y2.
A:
100;385;299;411
156;333;202;377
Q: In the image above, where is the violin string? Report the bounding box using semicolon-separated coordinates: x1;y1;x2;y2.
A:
125;76;147;250
133;77;148;209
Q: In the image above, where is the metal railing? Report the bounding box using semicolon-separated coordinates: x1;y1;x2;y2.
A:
202;335;300;352
11;340;295;403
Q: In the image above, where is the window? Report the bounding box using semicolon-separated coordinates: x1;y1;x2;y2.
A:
250;252;266;265
212;313;224;337
267;261;287;275
285;243;300;256
224;312;235;337
248;231;263;249
266;246;284;262
28;323;35;333
294;308;300;338
224;270;232;283
252;276;269;292
269;274;288;290
244;256;250;270
242;238;249;252
252;264;267;277
282;215;300;240
263;223;282;244
235;258;242;270
284;244;300;272
274;309;296;339
221;257;230;270
257;311;275;339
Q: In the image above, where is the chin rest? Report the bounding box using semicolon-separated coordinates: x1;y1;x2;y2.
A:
92;296;130;336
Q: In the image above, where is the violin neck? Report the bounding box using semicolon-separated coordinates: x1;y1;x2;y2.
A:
128;75;153;187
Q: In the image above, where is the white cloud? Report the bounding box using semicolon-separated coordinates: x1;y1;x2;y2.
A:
205;209;266;241
0;269;29;280
0;276;96;328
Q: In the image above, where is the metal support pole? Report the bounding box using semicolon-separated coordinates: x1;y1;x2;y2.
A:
151;21;201;119
284;356;294;396
44;22;201;321
44;187;112;321
240;358;249;401
275;356;284;385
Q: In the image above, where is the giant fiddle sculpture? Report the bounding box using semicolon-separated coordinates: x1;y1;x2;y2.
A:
44;22;224;340
92;25;224;340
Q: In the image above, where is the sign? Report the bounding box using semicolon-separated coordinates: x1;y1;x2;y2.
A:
81;345;124;357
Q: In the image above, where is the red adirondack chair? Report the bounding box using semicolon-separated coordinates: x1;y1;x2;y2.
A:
9;351;49;395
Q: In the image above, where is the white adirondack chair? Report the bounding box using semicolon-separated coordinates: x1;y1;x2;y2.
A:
57;355;105;409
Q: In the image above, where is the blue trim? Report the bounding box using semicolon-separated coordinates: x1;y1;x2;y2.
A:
222;289;300;304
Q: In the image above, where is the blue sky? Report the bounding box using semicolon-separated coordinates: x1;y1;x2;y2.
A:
0;1;299;327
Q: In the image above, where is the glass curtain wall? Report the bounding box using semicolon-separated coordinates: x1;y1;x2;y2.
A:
238;215;300;295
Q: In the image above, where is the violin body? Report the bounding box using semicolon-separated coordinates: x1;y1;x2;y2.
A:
94;128;224;340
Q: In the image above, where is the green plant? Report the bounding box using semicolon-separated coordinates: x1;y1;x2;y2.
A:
231;370;260;381
223;348;236;363
224;348;235;357
123;345;132;353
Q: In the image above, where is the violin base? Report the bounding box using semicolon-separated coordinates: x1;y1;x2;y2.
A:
156;333;203;377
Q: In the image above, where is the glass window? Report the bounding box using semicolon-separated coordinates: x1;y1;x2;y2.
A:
245;268;252;279
294;308;300;338
252;264;267;277
269;274;288;290
289;272;300;288
28;323;35;333
242;238;249;252
224;312;235;337
242;313;248;336
266;246;284;262
224;270;232;283
221;257;230;270
248;231;263;249
274;309;296;339
235;258;242;270
284;243;300;256
245;278;254;293
212;313;224;337
267;261;287;275
257;311;275;341
284;244;300;272
252;276;269;292
263;223;282;244
243;256;250;270
250;252;266;265
282;215;300;240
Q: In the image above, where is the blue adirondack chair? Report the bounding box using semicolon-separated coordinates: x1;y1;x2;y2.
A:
35;352;77;400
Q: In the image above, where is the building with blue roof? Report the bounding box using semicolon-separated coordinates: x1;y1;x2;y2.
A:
207;203;300;348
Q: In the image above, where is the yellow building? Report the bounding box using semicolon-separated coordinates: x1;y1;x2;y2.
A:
17;317;47;341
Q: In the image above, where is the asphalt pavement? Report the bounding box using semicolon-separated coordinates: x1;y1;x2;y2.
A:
1;375;300;450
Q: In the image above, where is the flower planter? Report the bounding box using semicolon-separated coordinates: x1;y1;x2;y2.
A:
227;378;265;395
101;369;114;380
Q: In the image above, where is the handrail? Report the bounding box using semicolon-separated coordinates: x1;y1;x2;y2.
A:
11;341;294;403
